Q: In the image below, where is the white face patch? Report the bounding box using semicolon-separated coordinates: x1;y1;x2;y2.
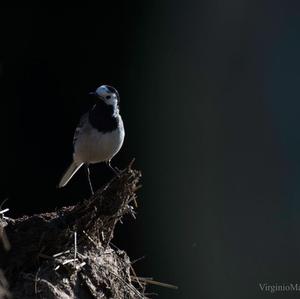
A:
107;95;118;107
95;85;119;107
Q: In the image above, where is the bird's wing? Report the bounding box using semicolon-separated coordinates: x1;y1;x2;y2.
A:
73;112;88;146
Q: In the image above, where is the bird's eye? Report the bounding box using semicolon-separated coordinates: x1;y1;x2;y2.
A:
106;95;111;100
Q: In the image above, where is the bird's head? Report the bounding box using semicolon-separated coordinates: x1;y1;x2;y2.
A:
89;85;119;106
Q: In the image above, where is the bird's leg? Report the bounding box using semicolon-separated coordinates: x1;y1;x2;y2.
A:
85;164;94;195
107;160;120;176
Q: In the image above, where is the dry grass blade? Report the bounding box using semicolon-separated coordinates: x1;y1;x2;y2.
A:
34;267;41;295
131;256;146;265
0;209;9;215
52;250;70;258
0;199;8;211
108;269;145;299
82;230;99;248
132;276;178;290
74;231;77;267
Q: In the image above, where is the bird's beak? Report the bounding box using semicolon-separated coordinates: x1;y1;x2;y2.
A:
88;92;97;96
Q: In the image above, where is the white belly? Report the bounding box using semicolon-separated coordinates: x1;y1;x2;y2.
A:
73;117;125;164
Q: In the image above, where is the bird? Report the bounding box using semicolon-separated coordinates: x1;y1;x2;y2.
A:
58;84;125;194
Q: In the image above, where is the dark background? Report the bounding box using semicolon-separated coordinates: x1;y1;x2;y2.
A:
1;2;300;298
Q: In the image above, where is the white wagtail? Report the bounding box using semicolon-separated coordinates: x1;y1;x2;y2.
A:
58;84;125;194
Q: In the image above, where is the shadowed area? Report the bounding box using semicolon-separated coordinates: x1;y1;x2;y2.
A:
1;164;145;298
1;2;300;298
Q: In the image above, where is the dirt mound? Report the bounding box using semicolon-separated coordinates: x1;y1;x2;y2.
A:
1;163;146;298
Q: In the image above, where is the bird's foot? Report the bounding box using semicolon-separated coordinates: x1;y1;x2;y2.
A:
107;161;121;177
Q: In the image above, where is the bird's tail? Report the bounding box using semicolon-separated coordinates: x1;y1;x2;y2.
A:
58;161;83;188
